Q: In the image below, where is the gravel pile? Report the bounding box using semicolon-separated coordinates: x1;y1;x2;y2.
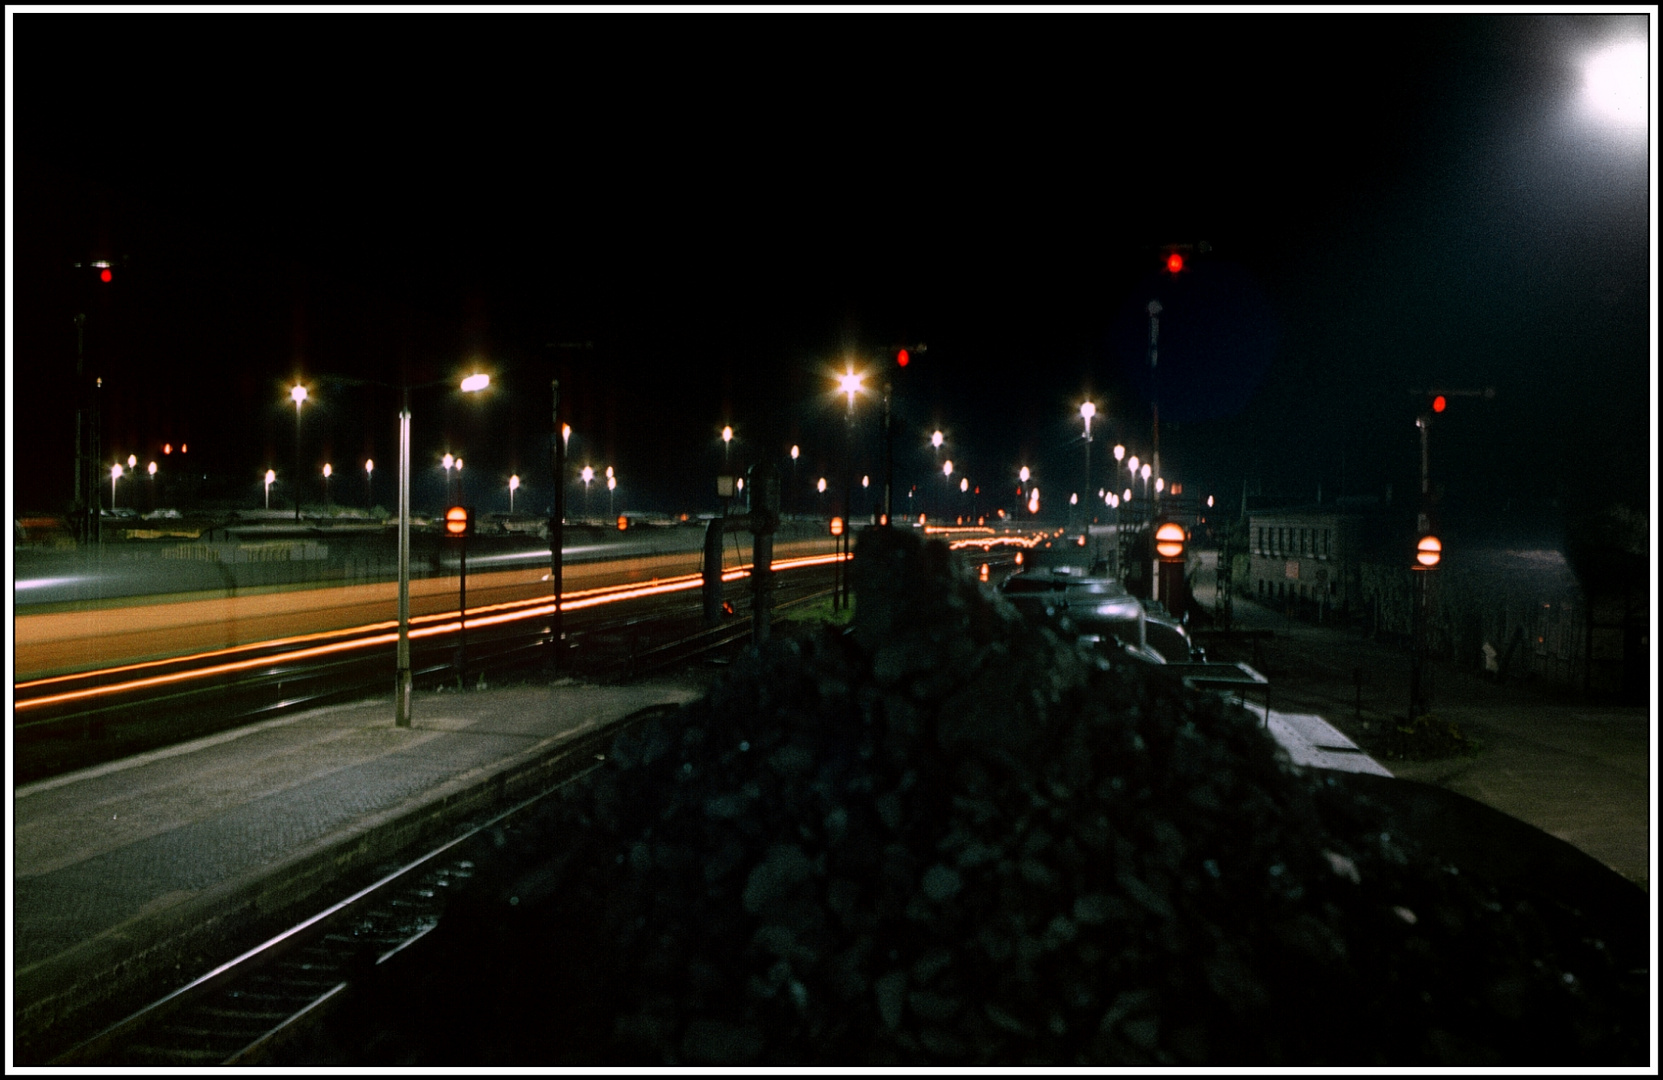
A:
312;527;1648;1067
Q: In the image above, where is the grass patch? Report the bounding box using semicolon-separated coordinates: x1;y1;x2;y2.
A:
776;594;855;628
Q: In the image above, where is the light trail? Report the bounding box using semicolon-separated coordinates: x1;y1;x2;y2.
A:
14;552;848;711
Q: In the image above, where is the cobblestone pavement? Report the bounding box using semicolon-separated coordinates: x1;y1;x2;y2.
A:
1188;551;1653;891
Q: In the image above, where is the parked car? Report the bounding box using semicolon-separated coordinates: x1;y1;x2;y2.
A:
999;569;1203;664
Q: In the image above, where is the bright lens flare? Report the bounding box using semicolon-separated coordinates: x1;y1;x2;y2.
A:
1584;41;1648;128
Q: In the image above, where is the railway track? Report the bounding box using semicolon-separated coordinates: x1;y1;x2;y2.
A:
45;711;645;1067
13;559;841;784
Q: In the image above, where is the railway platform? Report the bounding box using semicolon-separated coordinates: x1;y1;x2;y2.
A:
11;676;705;1061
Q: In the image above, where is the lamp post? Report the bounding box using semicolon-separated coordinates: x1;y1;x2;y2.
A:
290;384;308;523
322;463;332;510
264;468;275;509
790;444;800;519
111;462;123;510
1080;399;1096;534
306;370;486;726
147;460;157;509
509;474;520;513
607;471;617;518
365;459;374;510
442;453;455;503
722;425;733;470
931;430;944;519
395;372;489;724
581;465;595;517
836;365;864;610
455;458;464;503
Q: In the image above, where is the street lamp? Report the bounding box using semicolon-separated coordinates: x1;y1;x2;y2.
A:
790;444;800;518
834;364;865;610
509;474;520;513
322;463;332;509
147;460;157;508
290;383;308;522
264;468;275;509
721;425;734;469
455;458;464;502
395;372;488;724
110;462;123;509
365;459;374;510
1080;400;1096;532
608;473;618;517
581;465;595;517
442;453;455;503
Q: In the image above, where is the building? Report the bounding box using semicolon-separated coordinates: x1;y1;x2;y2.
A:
1245;506;1364;620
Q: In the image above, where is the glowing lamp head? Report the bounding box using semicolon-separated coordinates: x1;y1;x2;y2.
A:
1018;466;1030;483
1416;535;1442;568
1155;521;1187;560
322;463;332;478
290;384;308;406
460;373;490;393
790;445;799;460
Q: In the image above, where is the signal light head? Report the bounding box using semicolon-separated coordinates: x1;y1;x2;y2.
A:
1416;534;1442;568
1432;394;1447;413
445;506;474;537
897;348;909;367
1166;252;1184;273
1155;521;1187;560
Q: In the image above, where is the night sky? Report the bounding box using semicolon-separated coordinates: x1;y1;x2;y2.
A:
10;13;1655;534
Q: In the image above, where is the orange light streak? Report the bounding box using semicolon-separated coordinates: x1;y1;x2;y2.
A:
16;553;851;710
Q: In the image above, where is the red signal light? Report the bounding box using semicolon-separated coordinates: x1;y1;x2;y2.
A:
1166;253;1184;274
897;349;909;367
100;268;112;282
1432;395;1447;413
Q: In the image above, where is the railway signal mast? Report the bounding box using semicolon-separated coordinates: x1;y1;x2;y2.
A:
1407;385;1494;719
